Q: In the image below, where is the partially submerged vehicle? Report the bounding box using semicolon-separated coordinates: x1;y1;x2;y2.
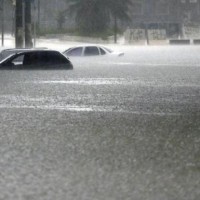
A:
63;45;124;57
0;49;73;70
0;47;48;61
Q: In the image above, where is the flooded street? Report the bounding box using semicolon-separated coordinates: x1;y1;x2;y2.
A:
0;45;200;200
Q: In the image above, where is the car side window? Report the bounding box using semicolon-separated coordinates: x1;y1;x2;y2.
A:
42;52;69;64
84;47;100;56
34;52;54;65
23;53;39;65
25;52;58;65
99;47;106;55
11;55;24;65
66;47;83;56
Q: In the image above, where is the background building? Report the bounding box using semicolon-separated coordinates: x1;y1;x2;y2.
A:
128;0;200;41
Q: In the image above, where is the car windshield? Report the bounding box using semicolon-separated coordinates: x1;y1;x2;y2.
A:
0;1;199;200
0;50;16;60
103;47;113;53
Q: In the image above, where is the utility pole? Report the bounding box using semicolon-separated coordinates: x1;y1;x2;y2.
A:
145;23;149;45
24;0;33;47
37;0;40;34
144;0;151;45
114;15;117;44
1;0;4;46
15;0;23;47
33;1;36;47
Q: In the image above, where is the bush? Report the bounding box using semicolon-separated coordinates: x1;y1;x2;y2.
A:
37;28;123;40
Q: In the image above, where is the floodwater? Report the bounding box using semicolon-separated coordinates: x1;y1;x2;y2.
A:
0;42;200;200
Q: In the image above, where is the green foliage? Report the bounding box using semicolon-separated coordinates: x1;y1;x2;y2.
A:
37;27;120;40
37;27;71;36
66;0;132;35
56;10;66;30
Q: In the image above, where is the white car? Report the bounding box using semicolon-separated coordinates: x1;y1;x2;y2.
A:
63;45;124;57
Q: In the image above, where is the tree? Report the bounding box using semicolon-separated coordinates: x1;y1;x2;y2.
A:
104;0;132;43
67;0;109;35
24;0;33;47
56;10;66;30
15;0;23;47
15;0;33;48
66;0;132;37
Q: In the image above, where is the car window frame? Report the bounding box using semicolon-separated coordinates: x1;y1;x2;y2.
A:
83;46;100;56
66;47;83;57
99;47;107;55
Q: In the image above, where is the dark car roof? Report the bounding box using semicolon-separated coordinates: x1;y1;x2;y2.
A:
0;49;69;62
13;49;60;55
0;47;48;52
0;47;49;60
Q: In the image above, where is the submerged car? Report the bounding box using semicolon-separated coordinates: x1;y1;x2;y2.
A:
0;47;48;61
0;50;73;70
63;45;124;57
